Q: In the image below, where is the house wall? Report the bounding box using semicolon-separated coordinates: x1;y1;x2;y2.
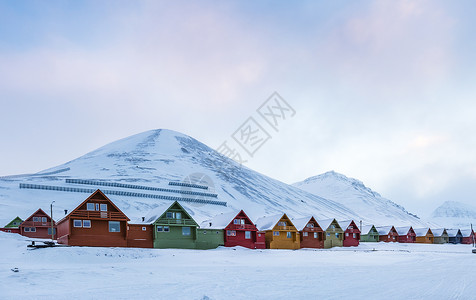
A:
225;230;261;249
360;233;379;242
65;219;128;247
265;230;300;249
433;236;449;244
300;229;324;249
398;234;416;243
0;228;20;234
127;224;153;248
379;233;398;242
324;231;343;248
449;236;462;244
343;226;360;247
56;220;70;245
196;229;224;249
461;236;473;244
415;235;434;244
153;225;197;249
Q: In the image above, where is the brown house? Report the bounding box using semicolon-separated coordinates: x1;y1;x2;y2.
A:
20;208;56;239
414;228;434;244
293;216;324;249
376;226;398;242
57;190;130;247
127;223;153;248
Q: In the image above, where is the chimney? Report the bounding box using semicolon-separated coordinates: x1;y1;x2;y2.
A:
64;209;68;215
142;217;145;222
209;222;212;227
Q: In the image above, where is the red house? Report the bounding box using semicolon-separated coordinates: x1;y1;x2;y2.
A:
376;226;398;242
127;223;153;248
293;216;324;249
204;210;265;249
19;209;56;239
395;226;416;243
461;229;475;244
57;190;130;247
339;220;361;247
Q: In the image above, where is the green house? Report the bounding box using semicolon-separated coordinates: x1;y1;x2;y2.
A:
360;225;379;242
4;216;23;228
317;218;344;248
143;201;223;249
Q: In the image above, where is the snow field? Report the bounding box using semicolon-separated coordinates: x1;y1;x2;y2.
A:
1;232;475;300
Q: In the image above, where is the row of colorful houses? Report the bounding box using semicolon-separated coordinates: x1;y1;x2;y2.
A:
1;190;475;249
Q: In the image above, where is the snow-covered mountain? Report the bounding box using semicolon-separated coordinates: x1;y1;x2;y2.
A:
293;171;427;227
0;129;427;228
430;201;476;228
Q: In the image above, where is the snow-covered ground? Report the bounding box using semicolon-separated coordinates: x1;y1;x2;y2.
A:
1;232;475;300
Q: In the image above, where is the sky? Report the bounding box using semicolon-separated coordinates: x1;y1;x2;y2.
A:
1;0;475;217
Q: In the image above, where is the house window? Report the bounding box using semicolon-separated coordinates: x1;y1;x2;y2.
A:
216;231;219;234
346;233;349;237
33;217;40;222
73;220;82;227
13;222;17;225
109;221;120;232
287;232;292;239
166;212;173;219
182;227;191;236
157;226;163;232
100;204;107;212
353;233;356;238
24;227;30;232
142;227;146;231
331;225;335;229
30;227;36;232
335;233;339;238
7;230;11;233
87;203;95;211
303;232;308;237
227;230;236;236
164;226;170;232
42;217;47;223
278;221;286;226
327;233;330;236
314;232;318;238
241;219;245;225
176;212;181;219
245;231;251;239
273;231;280;236
83;220;91;228
48;228;56;235
307;223;314;228
203;230;207;235
96;203;100;211
234;219;239;224
349;226;353;229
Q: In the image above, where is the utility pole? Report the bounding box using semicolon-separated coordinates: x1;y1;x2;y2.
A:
50;201;55;241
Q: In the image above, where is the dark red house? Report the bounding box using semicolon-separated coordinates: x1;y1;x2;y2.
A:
461;229;475;244
126;223;153;248
57;190;130;247
203;210;265;249
395;226;416;243
340;220;361;247
19;209;56;239
376;226;398;242
293;216;324;249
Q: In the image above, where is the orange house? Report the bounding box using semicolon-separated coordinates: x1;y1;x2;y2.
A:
255;214;300;249
414;228;434;244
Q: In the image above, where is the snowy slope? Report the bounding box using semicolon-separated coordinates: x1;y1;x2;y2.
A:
430;201;476;229
293;171;427;227
0;129;359;226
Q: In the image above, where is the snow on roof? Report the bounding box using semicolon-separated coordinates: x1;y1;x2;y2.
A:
395;226;412;236
255;214;285;231
199;211;240;229
413;228;431;237
431;228;447;237
130;201;195;225
292;217;314;231
360;225;376;235
338;220;359;232
446;229;461;237
316;218;338;231
375;226;394;235
460;229;474;237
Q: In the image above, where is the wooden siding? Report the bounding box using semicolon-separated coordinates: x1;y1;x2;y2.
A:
264;214;300;249
323;220;344;248
224;210;265;249
20;208;56;239
342;221;360;247
127;224;153;248
299;218;324;249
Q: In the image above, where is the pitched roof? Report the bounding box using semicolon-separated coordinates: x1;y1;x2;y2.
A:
446;229;462;237
292;217;316;231
134;201;196;225
338;220;360;232
413;228;432;237
255;214;287;231
360;225;377;235
200;211;240;229
375;226;395;235
395;226;412;236
460;229;474;237
431;228;447;237
316;219;339;231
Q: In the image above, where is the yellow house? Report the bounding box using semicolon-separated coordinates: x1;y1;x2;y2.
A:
414;228;434;244
255;213;300;249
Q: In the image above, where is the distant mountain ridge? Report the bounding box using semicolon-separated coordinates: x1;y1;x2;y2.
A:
0;129;427;228
430;201;476;228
